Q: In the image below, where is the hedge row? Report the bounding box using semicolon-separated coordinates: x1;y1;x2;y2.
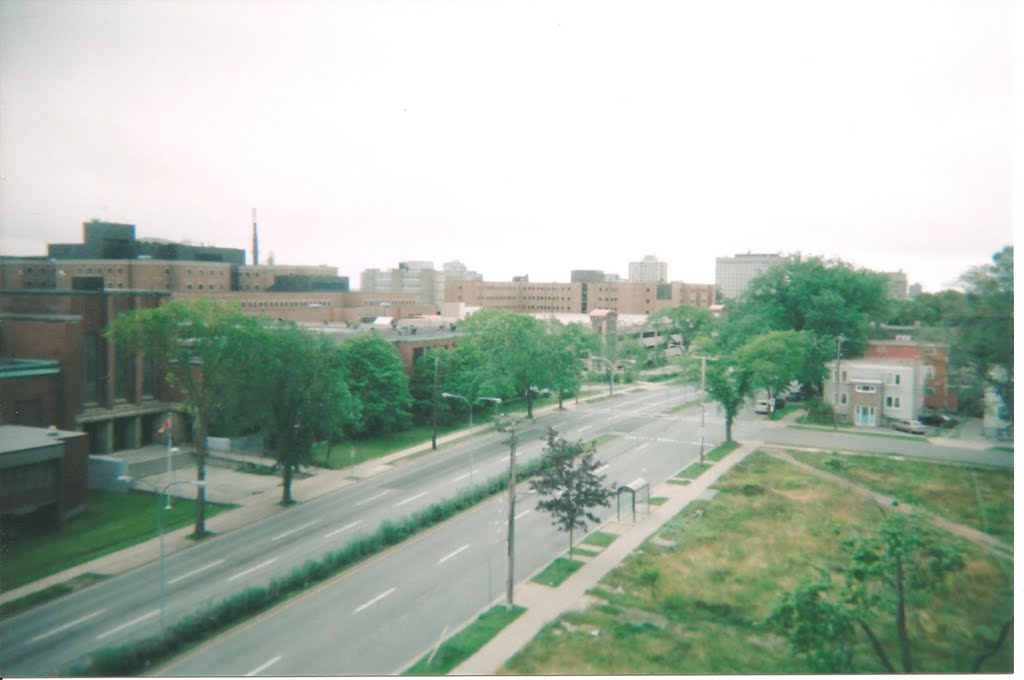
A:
66;455;548;677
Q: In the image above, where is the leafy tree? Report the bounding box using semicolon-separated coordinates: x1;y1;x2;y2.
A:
770;513;1010;673
727;255;889;356
959;246;1013;421
458;309;552;418
700;359;749;443
408;348;455;426
654;304;718;353
767;573;856;672
545;320;600;408
338;334;413;437
530;428;614;558
731;330;816;402
105;299;266;536
255;324;357;504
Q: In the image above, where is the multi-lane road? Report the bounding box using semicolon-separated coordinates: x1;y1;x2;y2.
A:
1;383;1010;676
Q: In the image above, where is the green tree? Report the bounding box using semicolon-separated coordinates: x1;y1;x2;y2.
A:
768;513;1013;673
731;330;814;402
338;334;413;437
545;320;600;408
105;299;266;536
256;324;357;504
530;428;614;559
458;309;552;418
959;246;1013;421
727;255;889;357
654;304;718;353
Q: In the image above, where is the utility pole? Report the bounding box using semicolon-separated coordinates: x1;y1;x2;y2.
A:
696;355;717;465
833;335;843;430
431;354;439;450
499;415;523;609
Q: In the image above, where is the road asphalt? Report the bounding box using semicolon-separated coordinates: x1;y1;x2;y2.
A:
1;388;1007;675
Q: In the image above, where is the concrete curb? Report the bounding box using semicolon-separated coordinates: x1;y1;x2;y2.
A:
450;440;762;675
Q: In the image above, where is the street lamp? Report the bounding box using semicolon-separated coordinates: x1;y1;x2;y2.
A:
494;413;525;609
118;475;205;637
441;393;501;485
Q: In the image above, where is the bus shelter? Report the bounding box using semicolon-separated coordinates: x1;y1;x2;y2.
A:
616;477;650;522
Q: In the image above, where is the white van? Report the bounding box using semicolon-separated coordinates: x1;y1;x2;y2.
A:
754;400;773;414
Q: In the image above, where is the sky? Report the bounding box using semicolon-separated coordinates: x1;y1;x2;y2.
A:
0;0;1015;293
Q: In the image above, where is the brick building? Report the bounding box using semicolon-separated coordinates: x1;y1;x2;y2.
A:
1;424;90;529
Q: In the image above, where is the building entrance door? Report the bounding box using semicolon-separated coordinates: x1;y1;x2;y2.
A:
855;404;877;427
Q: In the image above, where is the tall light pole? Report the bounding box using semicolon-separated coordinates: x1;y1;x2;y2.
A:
442;393;501;485
695;355;717;465
119;476;205;637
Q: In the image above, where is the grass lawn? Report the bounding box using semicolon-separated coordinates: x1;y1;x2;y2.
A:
532;557;585;587
404;605;526;675
649;496;669;506
706;440;740;461
0;491;232;593
582;531;618;548
788;450;1013;545
502;451;1013;674
311;423;471;468
676;462;712;480
664;399;701;415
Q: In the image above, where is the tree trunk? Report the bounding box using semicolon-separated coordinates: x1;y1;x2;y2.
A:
568;526;573;560
282;461;293;505
725;413;734;443
526;392;534;419
858;620;895;673
193;412;207;537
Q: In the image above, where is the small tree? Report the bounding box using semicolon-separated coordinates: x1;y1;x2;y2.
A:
530;428;614;559
769;513;1011;673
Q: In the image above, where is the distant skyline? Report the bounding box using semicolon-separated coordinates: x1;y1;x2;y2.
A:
0;0;1014;293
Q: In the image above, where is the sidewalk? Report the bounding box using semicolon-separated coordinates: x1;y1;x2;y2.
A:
0;387;635;609
451;439;762;675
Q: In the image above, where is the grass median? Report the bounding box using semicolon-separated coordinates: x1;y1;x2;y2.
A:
403;604;526;675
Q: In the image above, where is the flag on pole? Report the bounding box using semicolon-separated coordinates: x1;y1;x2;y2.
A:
156;417;172;435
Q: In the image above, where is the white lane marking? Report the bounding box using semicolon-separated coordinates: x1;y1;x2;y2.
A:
324;520;362;539
246;654;283;676
29;609;108;643
515;509;531;520
396;491;428;507
272;520;318;542
227;558;278;582
452;472;471;482
353;587;396;614
596;464;609;474
636;442;651;451
96;608;159;640
356;490;391;506
437;544;471;565
578;424;593;433
168;558;226;585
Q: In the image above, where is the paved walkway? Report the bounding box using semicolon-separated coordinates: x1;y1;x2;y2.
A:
451;439;762;675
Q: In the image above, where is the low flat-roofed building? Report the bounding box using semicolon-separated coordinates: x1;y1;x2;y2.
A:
0;424;89;528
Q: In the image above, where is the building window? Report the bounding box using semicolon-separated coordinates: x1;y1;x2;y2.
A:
885;396;901;408
886;373;901;385
855;385;876;393
834;393;847;405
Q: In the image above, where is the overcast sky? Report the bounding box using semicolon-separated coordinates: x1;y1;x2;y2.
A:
0;0;1014;292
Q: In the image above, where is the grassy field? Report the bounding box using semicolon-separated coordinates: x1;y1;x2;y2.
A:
532;558;585;587
788;450;1014;545
502;451;1013;674
0;491;232;593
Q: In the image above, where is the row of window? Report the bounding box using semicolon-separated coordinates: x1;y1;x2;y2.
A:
1;460;57;491
833;392;902;409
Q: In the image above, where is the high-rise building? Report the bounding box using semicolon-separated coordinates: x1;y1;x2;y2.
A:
360;261;446;306
715;252;783;300
628;255;668;283
885;270;909;300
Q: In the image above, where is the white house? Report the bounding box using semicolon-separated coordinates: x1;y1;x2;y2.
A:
824;358;926;427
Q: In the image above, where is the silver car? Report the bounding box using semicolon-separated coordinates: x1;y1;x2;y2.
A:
892;419;927;435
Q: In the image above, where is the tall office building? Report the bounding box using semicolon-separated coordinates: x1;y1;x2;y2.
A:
715;252;783;300
628;255;668;283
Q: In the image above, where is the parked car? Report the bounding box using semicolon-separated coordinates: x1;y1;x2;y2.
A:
918;413;956;427
754;400;773;414
892;419;928;435
773;397;787;411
